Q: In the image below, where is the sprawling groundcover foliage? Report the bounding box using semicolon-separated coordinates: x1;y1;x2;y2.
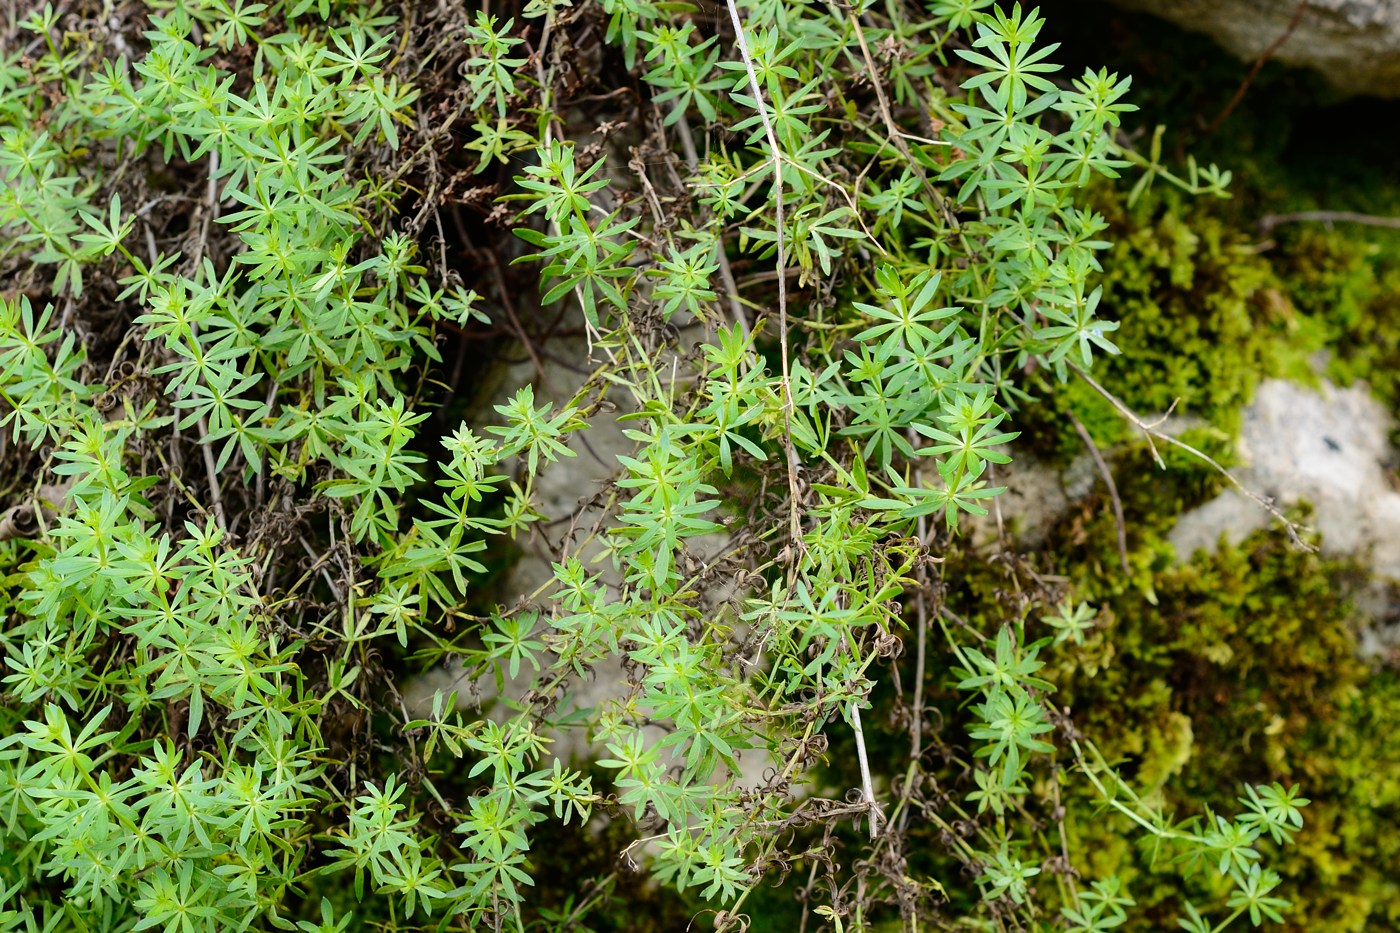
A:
0;0;1327;930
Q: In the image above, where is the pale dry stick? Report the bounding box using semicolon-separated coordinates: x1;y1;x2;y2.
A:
896;427;933;822
723;0;803;549
1067;410;1130;574
1072;364;1314;550
674;121;751;337
182;311;227;531
989;459;1008;542
689;147;883;250
899;515;931;835
628;149;669;234
256;379;277;509
133;177;229;528
663;104;756;334
782;158;885;249
827;625;884;843
1258;209;1400;233
486;251;549;388
1049;764;1081;912
713;240;751;341
668;106;750;337
670;104;702;168
909;588;927;755
144;224;159;267
850;700;882;841
897;130;953;148
796;860;820;933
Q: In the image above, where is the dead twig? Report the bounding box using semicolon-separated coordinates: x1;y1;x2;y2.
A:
846;10;958;231
1067;410;1130;574
486;251;550;389
1259;209;1400;234
1202;0;1309;136
850;700;882;841
1072;364;1314;551
189;150;220;271
664;105;750;338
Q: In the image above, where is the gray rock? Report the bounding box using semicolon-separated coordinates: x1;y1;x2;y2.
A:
975;378;1400;653
402;322;765;785
1170;379;1400;576
1170;379;1400;654
1107;0;1400;97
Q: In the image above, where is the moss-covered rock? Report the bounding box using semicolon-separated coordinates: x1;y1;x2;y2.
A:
1272;225;1400;431
1019;186;1287;462
1013;463;1396;930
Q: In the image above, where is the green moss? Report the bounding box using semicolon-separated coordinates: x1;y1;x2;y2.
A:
1035;475;1400;930
983;5;1400;927
765;9;1400;927
1271;225;1400;427
1020;184;1400;468
950;185;1400;927
1014;1;1400;461
1019;187;1293;463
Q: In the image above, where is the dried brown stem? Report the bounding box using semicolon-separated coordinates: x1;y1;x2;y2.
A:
1202;0;1309;136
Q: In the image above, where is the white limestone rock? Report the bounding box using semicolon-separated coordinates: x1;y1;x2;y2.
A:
1169;378;1400;654
1169;379;1400;577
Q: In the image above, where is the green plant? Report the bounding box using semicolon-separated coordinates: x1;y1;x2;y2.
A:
0;1;1314;932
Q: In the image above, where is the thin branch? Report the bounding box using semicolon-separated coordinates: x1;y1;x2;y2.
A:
1067;410;1130;573
189;149;220;271
1202;0;1309;136
184;312;225;531
846;11;958;230
909;571;928;762
897;530;931;835
724;0;803;547
778;158;886;249
713;245;751;340
1072;364;1313;550
1259;209;1400;233
671;104;750;338
487;251;550;389
196;417;227;531
850;701;882;840
1050;765;1081;910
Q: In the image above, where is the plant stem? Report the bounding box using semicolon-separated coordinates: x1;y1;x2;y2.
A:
723;0;803;549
